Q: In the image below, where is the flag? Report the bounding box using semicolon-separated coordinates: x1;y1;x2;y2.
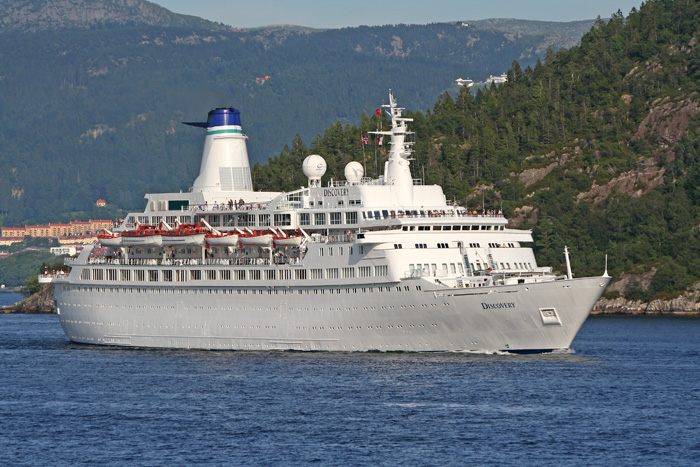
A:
361;135;369;145
375;108;381;116
376;136;383;146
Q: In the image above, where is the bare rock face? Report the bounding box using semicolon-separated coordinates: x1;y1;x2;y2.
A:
593;297;647;315
0;284;55;314
633;93;699;145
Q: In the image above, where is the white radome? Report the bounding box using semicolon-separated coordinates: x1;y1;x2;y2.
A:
302;154;327;182
344;161;364;183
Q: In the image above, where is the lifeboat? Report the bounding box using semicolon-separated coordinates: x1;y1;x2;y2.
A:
161;224;207;246
238;230;274;247
97;230;122;247
121;224;165;247
273;232;305;247
205;231;239;247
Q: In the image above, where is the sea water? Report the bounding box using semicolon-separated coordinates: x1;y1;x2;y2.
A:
1;308;698;466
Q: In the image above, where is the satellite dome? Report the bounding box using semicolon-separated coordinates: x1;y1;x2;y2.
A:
302;155;327;187
344;161;364;183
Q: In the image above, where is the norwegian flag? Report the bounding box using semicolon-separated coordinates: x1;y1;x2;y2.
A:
375;108;381;116
361;135;369;145
376;136;383;146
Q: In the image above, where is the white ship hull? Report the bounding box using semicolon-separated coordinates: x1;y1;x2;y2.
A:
49;94;611;353
52;276;609;352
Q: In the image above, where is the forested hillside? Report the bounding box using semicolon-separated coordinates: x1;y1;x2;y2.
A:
0;0;593;226
253;0;700;302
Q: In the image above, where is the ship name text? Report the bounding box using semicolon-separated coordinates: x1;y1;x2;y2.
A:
481;302;516;310
323;188;349;197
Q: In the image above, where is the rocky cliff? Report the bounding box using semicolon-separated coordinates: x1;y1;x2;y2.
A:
0;284;55;314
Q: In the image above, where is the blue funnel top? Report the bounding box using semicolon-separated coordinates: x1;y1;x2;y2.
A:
183;107;241;128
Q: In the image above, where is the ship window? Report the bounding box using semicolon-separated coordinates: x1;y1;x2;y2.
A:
234;270;246;280
311;269;323;279
375;265;388;276
345;211;358;224
222;215;235;226
442;263;447;271
458;264;464;274
472;225;480;230
319;248;324;257
163;270;173;282
120;270;131;281
274;214;291;226
330;212;342;225
206;270;216;280
374;211;381;219
402;226;408;231
382;210;389;218
148;270;159;282
295;270;307;280
326;268;339;279
358;266;371;277
433;226;442;231
209;215;221;227
342;267;355;278
300;213;310;225
259;214;270;227
190;270;201;280
443;225;451;231
134;270;145;281
314;213;326;225
450;264;457;274
250;270;261;280
265;270;275;280
220;270;231;280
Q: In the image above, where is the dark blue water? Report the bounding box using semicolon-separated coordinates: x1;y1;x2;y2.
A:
1;294;699;466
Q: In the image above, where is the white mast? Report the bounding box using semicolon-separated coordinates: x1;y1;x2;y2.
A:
370;91;414;205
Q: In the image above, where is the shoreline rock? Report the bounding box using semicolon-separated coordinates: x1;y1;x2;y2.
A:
0;284;55;314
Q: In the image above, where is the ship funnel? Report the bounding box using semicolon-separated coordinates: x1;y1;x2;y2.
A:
185;107;253;193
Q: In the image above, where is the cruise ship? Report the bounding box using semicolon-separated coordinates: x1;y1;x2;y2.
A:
42;92;610;352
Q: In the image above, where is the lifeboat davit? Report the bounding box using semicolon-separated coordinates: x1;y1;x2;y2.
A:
121;224;165;247
162;224;207;246
97;230;122;247
205;231;239;247
239;230;274;247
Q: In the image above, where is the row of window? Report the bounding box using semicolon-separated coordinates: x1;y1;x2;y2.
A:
410;263;465;275
469;262;533;271
133;211;503;231
80;265;390;283
67;284;423;295
402;225;505;231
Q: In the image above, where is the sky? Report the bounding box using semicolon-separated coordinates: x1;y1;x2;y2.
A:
154;0;646;29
